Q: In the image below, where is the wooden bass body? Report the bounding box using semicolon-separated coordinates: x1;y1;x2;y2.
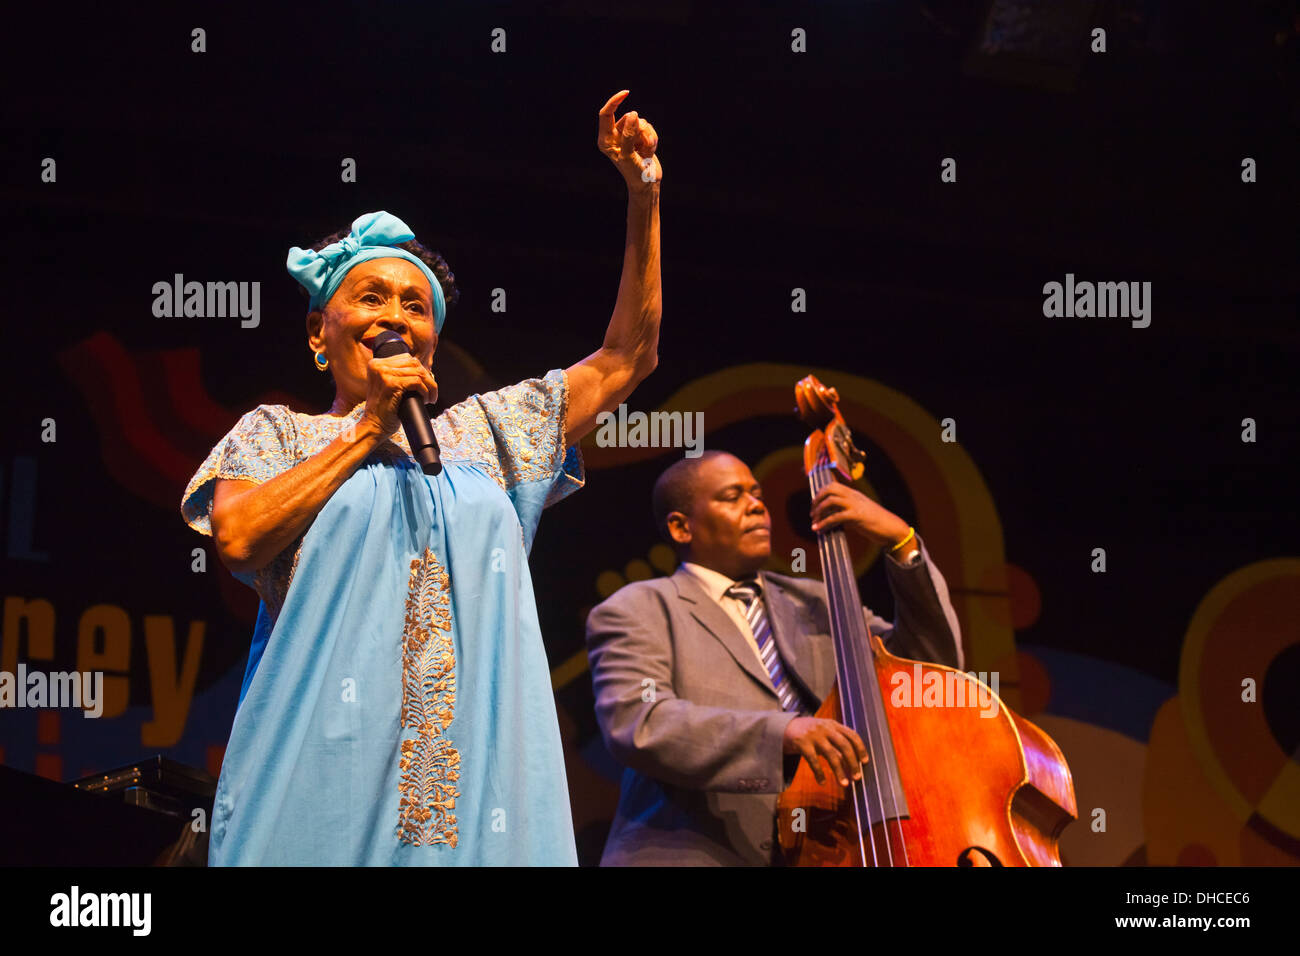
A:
776;636;1077;867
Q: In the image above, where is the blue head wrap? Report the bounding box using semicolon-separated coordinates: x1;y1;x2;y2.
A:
286;210;448;332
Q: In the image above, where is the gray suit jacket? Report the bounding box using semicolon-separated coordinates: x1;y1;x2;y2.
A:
584;540;964;866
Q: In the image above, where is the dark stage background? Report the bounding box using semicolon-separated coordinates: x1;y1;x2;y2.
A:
2;1;1297;867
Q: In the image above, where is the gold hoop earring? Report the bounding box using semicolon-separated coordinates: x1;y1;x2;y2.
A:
313;351;329;372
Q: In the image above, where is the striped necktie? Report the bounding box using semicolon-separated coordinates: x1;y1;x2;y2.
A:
725;578;807;715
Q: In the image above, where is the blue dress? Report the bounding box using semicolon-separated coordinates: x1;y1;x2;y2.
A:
182;370;584;865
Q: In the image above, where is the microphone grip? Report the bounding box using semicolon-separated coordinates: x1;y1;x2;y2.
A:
398;393;442;476
369;331;442;476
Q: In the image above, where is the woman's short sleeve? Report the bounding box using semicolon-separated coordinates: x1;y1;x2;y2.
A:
181;405;300;536
434;369;586;547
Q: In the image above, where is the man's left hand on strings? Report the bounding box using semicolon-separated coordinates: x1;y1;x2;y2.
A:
810;483;912;551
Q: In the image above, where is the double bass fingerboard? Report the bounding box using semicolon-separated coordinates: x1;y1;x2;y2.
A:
808;460;912;865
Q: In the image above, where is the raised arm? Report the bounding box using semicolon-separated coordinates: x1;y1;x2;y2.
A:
564;90;663;447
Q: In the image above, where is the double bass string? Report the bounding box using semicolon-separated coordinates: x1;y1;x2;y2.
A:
829;475;912;869
812;463;875;867
836;519;911;869
812;462;893;866
813;465;870;858
814;461;912;866
829;493;912;869
824;496;898;867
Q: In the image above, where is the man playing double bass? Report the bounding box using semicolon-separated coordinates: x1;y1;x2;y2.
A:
584;450;964;866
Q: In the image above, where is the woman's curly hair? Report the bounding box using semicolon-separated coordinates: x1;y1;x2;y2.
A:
296;227;460;314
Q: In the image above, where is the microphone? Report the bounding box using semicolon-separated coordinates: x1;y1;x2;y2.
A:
370;330;442;476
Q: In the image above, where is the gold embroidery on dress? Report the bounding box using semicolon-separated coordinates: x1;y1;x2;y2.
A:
429;370;573;493
397;547;460;848
181;370;583;625
182;370;581;538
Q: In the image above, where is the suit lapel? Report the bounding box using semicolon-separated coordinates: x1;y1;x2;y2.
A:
671;568;776;696
759;572;821;703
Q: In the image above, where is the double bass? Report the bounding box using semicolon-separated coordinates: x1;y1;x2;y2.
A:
775;375;1077;866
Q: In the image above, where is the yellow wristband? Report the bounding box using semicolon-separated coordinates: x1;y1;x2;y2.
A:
889;526;916;553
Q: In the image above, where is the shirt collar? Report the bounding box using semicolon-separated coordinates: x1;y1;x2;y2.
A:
680;561;760;602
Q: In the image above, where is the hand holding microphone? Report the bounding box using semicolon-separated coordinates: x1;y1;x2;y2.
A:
361;330;443;476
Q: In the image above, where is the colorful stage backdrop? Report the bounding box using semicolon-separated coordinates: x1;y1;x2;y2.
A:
3;0;1295;867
